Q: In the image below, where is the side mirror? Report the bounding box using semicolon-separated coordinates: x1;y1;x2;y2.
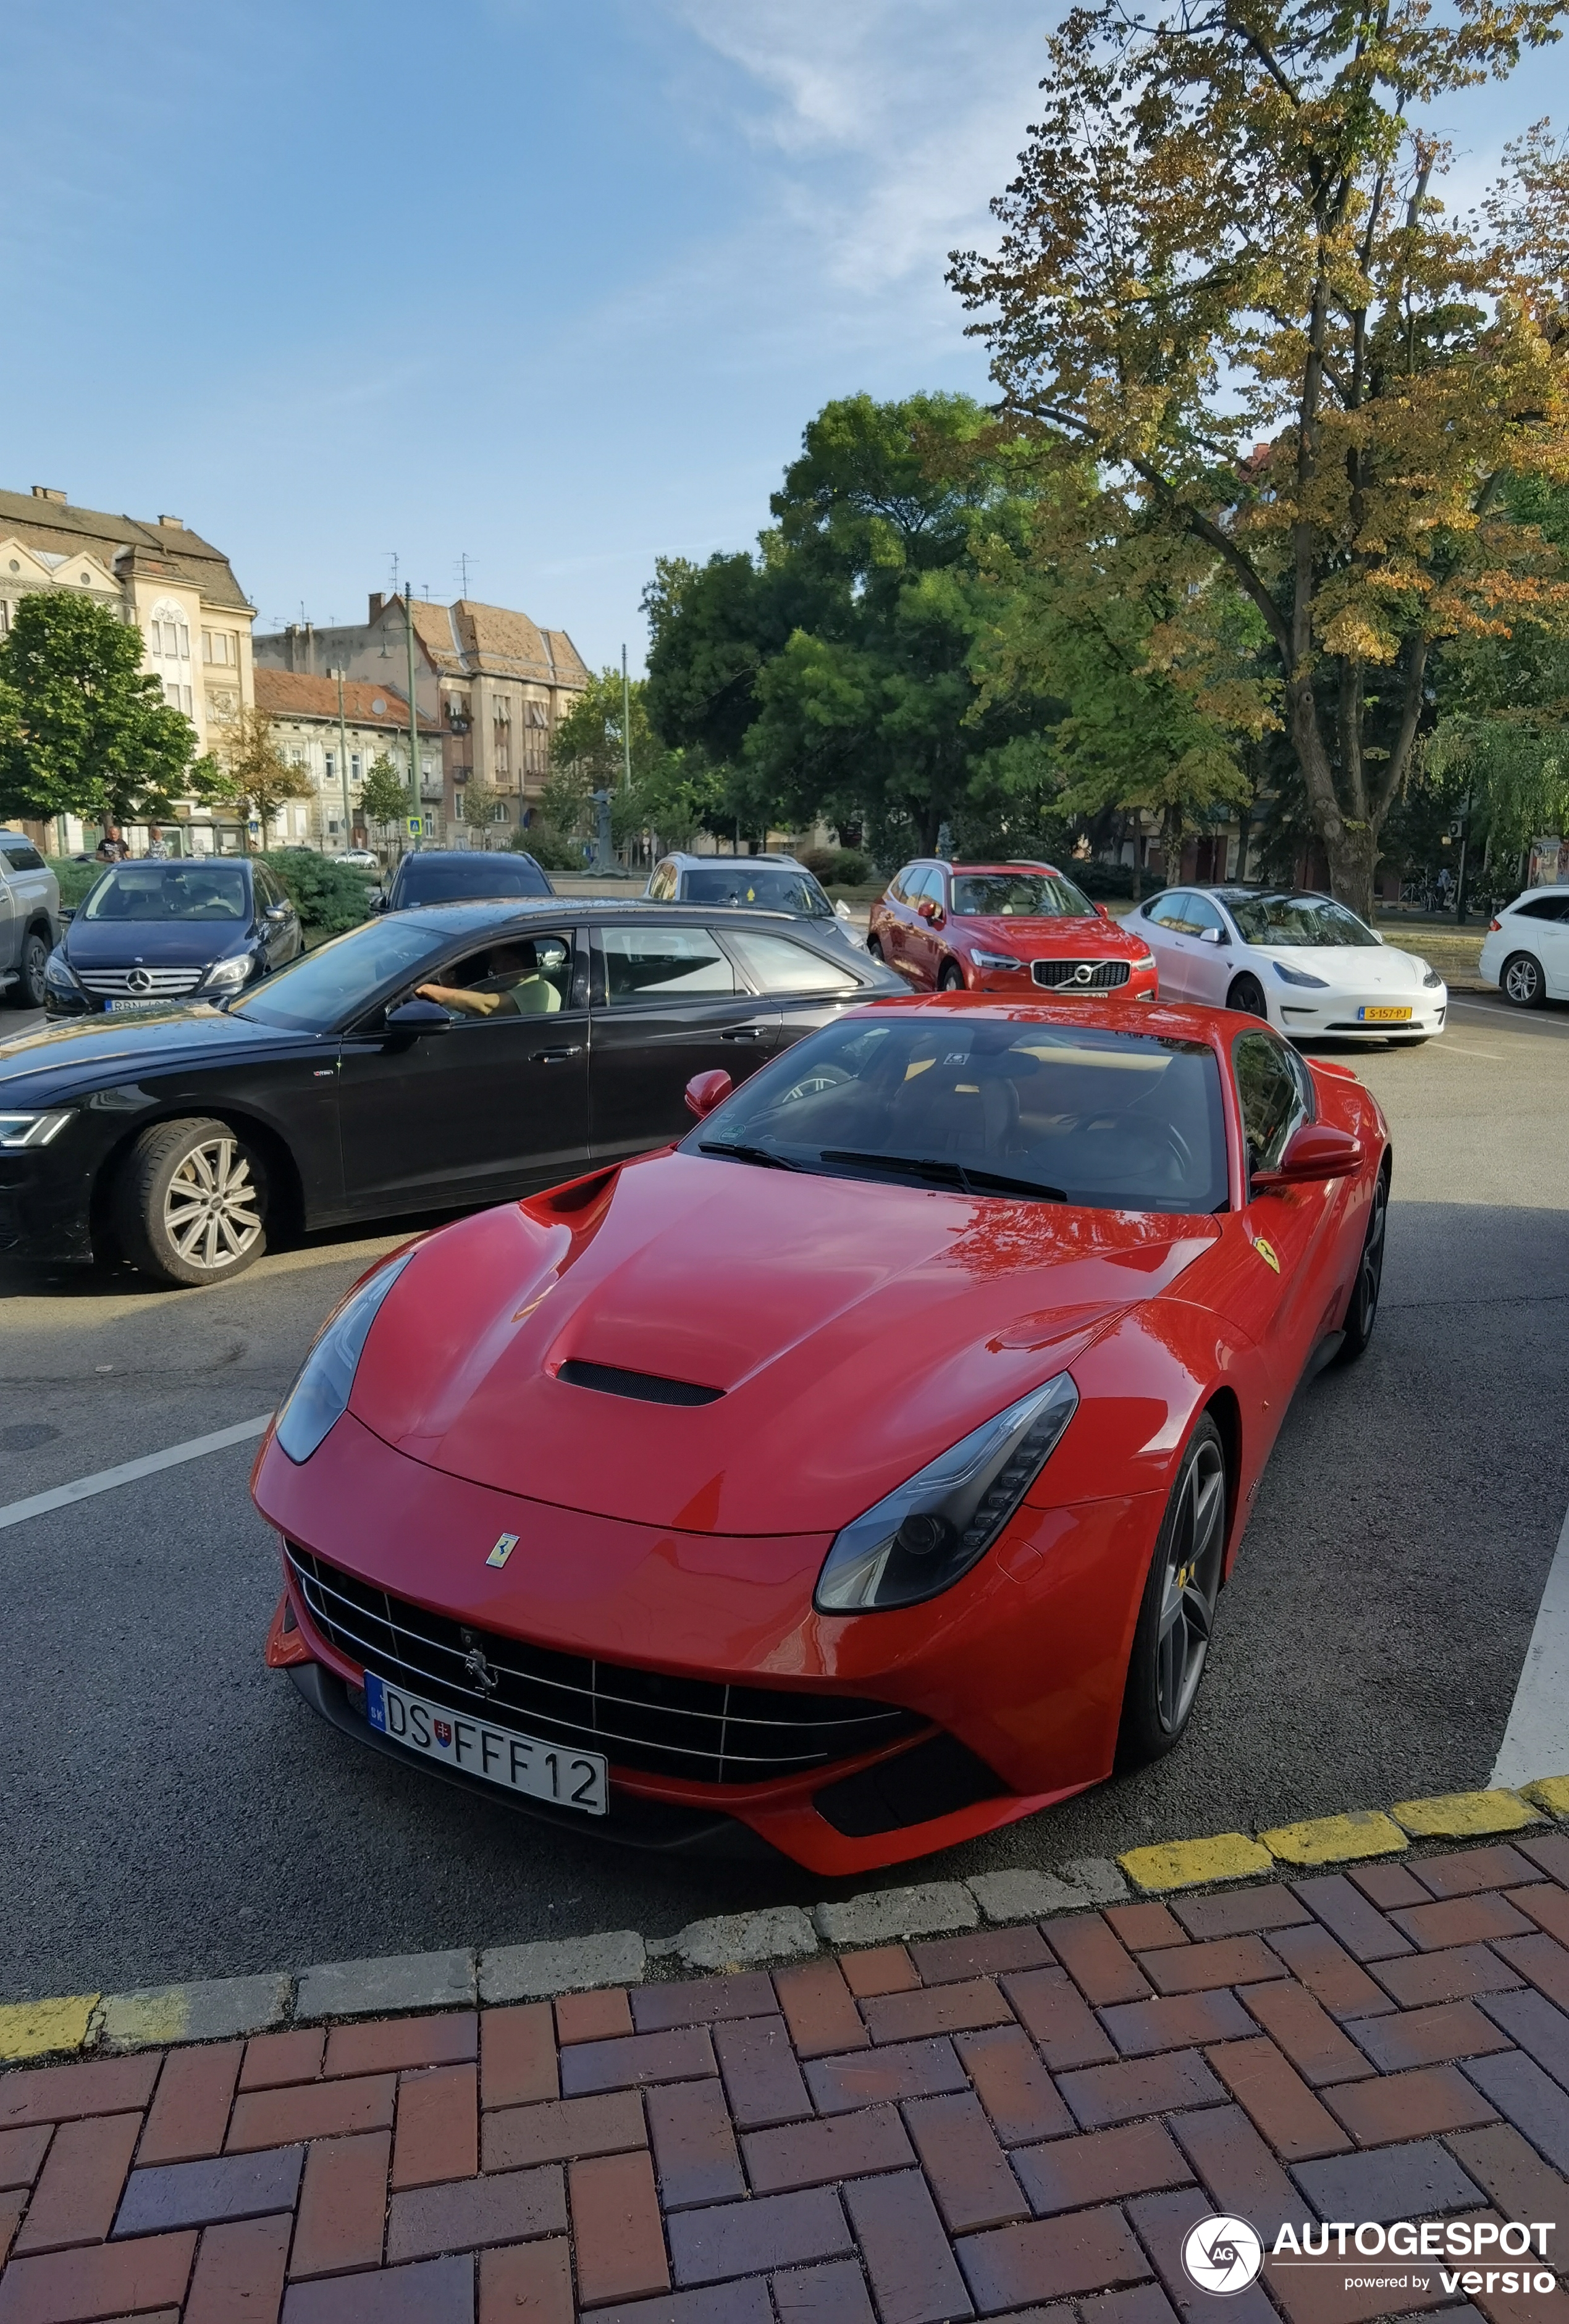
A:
264;902;290;921
835;899;852;920
685;1069;733;1119
1252;1122;1363;1189
385;997;451;1038
59;907;75;925
1096;901;1111;919
1199;925;1227;946
915;897;936;921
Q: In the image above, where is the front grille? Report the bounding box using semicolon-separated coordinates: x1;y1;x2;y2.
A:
287;1543;921;1785
75;967;205;996
1031;958;1130;991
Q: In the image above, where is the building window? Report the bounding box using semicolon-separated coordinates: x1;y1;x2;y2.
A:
491;802;508;823
454;793;465;821
202;630;236;665
351;755;361;781
325;753;335;780
495;746;509;776
150;602;191;661
0;602;9;635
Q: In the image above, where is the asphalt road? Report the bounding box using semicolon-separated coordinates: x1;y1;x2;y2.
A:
2;991;1567;2003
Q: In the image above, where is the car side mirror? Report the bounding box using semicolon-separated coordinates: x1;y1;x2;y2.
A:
1252;1122;1363;1189
59;907;74;924
685;1069;733;1119
836;899;852;920
385;997;451;1039
264;902;290;921
915;897;935;920
1199;926;1227;945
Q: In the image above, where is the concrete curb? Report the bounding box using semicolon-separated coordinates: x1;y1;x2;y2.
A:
7;1774;1567;2070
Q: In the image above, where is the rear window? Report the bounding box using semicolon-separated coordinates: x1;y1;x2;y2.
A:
681;865;833;918
0;837;45;872
686;1015;1228;1214
396;855;552;904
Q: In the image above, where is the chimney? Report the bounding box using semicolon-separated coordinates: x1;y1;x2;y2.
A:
158;514;184;530
369;592;384;620
30;485;65;503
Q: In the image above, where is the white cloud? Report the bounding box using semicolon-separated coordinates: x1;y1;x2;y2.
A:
669;0;1052;296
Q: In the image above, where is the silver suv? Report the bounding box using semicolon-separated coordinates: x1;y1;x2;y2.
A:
0;832;61;1010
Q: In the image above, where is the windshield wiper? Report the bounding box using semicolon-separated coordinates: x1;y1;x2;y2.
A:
819;1151;1065;1201
698;1140;805;1172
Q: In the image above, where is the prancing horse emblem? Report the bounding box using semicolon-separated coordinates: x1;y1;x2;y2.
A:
462;1643;500;1697
1253;1236;1281;1274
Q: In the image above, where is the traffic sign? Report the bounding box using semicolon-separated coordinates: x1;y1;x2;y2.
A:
406;816;426;838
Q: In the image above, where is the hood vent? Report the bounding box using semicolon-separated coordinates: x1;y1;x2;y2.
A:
557;1359;723;1407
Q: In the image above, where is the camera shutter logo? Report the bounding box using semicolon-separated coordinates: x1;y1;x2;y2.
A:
1182;2215;1264;2296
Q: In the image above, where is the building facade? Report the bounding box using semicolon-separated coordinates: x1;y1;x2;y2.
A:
0;484;256;853
251;671;440;851
254;594;588;843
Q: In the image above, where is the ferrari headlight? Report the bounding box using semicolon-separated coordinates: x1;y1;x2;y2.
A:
201;954;253;993
814;1372;1079;1613
1273;961;1329;988
0;1112;72;1149
274;1249;417;1463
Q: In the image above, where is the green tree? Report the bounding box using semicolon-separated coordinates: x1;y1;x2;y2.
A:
548;664;728;854
646;393;1048;857
211;707;314;849
0;590;196;828
953;4;1569;916
360;753;411;841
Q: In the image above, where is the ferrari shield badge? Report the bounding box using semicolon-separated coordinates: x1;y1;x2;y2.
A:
486;1533;519;1569
1253;1236;1281;1275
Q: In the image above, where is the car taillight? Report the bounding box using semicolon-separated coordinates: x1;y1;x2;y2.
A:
1488;918;1501;931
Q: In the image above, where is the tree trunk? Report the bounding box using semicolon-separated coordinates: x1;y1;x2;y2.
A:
1322;822;1378;922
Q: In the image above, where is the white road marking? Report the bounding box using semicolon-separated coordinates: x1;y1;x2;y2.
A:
1491;1500;1569;1789
1427;1044;1509;1060
0;1414;272;1533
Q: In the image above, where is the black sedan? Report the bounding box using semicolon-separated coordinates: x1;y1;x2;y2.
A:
371;849;553;911
0;900;899;1287
45;858;303;1017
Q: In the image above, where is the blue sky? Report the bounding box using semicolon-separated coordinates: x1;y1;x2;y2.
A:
2;1;1562;676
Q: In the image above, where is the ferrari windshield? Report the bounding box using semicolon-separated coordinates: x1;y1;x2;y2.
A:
682;866;833;918
82;865;248;921
229;916;447;1031
688;1016;1228;1213
1222;892;1379;947
951;872;1094;918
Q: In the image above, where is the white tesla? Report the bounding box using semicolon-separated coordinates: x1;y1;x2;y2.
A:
1135;886;1447;1044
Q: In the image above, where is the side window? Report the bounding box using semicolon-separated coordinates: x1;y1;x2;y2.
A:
1234;1031;1307;1177
252;868;276;910
600;925;734;1003
888;866;915;905
0;840;44;872
649;862;677;902
1148;892;1192;931
1185;895;1226;937
1520;895;1569;922
725;929;862;994
418;933;575;1023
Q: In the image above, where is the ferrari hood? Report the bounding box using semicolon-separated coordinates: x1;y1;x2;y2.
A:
350;1152;1218;1535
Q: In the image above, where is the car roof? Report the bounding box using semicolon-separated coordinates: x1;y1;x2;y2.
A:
945;860;1066;877
666;852;806;868
390;896;818;928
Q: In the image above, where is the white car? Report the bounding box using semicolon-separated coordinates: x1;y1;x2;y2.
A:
339;848;381;868
1135;885;1446;1043
1478;889;1569;1008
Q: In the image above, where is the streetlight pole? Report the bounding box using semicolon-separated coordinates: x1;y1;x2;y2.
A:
329;667;353;852
621;645;633;792
404;586;422;852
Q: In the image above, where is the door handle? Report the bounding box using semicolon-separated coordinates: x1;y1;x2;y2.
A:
530;1044;584;1062
721;1026;768;1042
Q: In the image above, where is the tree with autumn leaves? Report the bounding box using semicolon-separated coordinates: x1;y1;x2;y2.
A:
951;0;1569;913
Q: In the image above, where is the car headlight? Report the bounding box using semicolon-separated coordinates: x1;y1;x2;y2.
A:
201;955;254;993
814;1372;1079;1613
1131;953;1156;973
44;952;80;993
274;1249;418;1463
1273;961;1330;988
970;948;1023;970
1417;960;1444;990
0;1112;72;1149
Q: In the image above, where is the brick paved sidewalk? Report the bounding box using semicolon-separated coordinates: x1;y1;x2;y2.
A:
7;1837;1569;2323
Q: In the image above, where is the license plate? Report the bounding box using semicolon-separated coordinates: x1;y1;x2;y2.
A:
1357;1005;1412;1022
107;996;173;1012
364;1671;608;1813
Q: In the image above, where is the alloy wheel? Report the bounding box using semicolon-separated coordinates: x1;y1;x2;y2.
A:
1155;1438;1226;1734
1504;954;1543;1007
162;1135;264;1273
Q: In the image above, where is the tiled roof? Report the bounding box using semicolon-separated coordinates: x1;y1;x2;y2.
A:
399;595;589;688
253;669;437;731
0;489;251;611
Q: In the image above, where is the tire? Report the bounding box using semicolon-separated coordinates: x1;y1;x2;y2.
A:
1502;952;1547;1009
7;927;48;1009
1226;973;1268;1018
1117;1416;1227;1768
1336;1162;1389;1362
113;1116;269;1288
938;960;965;992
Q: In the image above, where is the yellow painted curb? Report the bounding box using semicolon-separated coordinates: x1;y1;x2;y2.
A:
1261;1810;1408;1868
1521;1777;1569;1820
1119;1834;1274;1893
0;1993;98;2063
1390;1789;1541;1839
